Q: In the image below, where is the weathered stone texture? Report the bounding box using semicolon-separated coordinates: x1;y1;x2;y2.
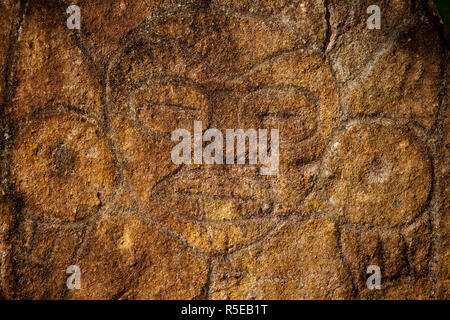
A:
210;219;353;299
438;60;450;299
12;1;103;121
0;0;448;299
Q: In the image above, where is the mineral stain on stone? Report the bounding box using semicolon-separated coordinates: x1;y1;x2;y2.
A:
53;143;76;176
0;0;448;300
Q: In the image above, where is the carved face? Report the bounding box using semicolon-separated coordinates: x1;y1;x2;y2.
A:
107;10;338;254
6;1;441;300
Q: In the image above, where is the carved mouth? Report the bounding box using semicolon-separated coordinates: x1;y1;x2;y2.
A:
145;165;281;254
151;165;274;222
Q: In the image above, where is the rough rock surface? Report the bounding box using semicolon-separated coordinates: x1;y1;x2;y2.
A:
0;0;448;299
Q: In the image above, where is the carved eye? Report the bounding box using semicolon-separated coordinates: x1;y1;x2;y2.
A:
128;79;209;136
11;111;117;221
238;87;317;144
